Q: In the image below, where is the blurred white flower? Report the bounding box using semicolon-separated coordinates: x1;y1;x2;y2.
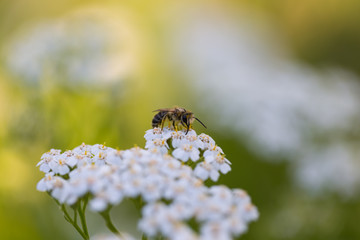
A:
37;149;61;173
48;157;71;175
194;162;220;181
211;155;232;175
50;176;71;203
36;172;55;192
168;5;360;196
4;8;138;85
91;233;135;240
294;143;360;197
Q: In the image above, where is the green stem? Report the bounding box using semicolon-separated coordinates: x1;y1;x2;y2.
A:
82;195;88;212
100;210;122;236
61;204;89;240
74;208;78;225
50;195;88;240
78;200;89;238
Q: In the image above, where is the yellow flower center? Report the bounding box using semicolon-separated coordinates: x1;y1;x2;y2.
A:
186;135;197;142
215;155;224;164
183;144;193;151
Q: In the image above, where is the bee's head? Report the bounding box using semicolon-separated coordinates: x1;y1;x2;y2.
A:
182;112;195;126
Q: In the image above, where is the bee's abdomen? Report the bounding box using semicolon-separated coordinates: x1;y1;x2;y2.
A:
152;111;167;128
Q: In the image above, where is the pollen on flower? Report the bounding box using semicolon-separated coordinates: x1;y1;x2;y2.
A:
65;151;73;157
163;154;173;160
215;155;225;164
58;159;65;165
202;162;212;171
132;147;144;157
194;179;203;187
199;134;209;141
49;149;61;155
172;131;184;139
167;162;176;169
234;189;248;198
182;144;193;151
53;179;64;188
186;135;197;142
245;204;255;211
198;133;214;145
153;139;165;146
98;152;106;159
115;149;124;157
149;148;160;154
153;128;162;134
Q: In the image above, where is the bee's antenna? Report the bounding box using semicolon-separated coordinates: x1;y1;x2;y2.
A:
195;117;207;129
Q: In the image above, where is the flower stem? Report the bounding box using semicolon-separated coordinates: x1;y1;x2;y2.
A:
61;204;89;240
74;208;78;225
100;209;122;236
78;199;89;238
50;194;88;240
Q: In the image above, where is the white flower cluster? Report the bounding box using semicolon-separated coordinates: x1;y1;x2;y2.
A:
37;128;258;239
139;186;258;240
144;128;231;181
5;8;136;85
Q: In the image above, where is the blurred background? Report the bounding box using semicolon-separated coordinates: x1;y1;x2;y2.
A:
1;0;360;239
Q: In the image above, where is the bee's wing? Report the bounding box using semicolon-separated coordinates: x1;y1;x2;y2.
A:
152;108;176;112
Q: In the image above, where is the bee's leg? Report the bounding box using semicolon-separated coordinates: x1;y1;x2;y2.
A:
172;121;178;132
161;114;167;130
185;124;190;135
180;119;185;127
180;119;187;131
161;119;166;130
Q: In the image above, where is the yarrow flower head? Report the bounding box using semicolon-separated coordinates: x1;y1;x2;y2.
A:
36;127;258;239
145;128;230;181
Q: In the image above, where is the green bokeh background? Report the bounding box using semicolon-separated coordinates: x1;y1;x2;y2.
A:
0;0;359;239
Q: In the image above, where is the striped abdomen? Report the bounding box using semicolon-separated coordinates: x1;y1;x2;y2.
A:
152;111;167;128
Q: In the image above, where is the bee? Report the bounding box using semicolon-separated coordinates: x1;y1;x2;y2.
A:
152;107;207;134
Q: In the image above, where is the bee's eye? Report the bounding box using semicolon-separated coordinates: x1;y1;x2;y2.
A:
182;115;188;122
